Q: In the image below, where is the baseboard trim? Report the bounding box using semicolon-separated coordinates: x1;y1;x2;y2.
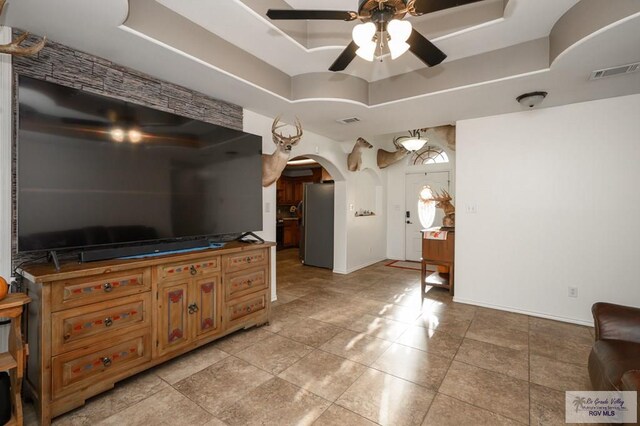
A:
340;257;387;274
452;297;593;327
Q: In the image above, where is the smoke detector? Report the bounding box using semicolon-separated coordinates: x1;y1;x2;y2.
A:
590;62;640;80
516;91;547;108
336;117;361;125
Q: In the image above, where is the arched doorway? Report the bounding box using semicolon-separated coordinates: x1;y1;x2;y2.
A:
275;155;345;271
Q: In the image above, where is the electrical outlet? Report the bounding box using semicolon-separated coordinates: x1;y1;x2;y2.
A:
265;202;271;213
315;146;319;154
568;286;578;298
465;203;478;214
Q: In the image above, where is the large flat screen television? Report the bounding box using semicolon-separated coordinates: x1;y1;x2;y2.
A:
17;76;263;254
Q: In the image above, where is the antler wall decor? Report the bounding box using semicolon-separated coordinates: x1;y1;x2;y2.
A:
0;0;46;56
420;188;455;227
347;137;373;171
261;116;303;187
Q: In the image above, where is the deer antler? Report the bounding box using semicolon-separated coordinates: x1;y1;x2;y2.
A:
271;115;303;146
0;0;46;56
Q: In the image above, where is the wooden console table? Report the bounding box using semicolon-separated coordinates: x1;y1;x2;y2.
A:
0;293;31;426
18;241;273;425
421;229;455;296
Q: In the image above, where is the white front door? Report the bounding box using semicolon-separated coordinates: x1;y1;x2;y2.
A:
404;171;450;261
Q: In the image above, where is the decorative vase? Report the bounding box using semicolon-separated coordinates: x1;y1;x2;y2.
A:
0;277;8;301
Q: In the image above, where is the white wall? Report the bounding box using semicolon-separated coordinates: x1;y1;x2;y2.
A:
455;94;640;325
243;110;387;298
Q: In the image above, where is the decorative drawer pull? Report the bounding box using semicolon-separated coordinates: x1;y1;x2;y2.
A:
104;317;113;327
63;333;71;341
190;265;197;275
188;303;199;314
247;279;253;286
246;306;252;312
103;282;113;292
102;357;112;367
246;257;251;263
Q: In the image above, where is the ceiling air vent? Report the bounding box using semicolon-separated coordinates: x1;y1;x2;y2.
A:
336;117;361;125
590;62;640;80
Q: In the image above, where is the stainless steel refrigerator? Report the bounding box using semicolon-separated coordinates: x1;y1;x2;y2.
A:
300;182;334;269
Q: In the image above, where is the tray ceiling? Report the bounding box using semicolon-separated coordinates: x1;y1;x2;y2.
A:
3;0;640;141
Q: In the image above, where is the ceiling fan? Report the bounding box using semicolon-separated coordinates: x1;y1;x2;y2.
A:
266;0;483;72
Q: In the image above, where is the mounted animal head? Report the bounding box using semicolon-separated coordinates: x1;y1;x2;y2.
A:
347;137;373;171
420;189;455;213
272;115;303;153
0;0;46;56
262;116;304;187
377;136;409;169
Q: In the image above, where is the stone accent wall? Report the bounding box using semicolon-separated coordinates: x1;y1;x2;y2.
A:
11;31;244;269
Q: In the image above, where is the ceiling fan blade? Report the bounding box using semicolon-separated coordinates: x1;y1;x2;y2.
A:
266;9;357;21
413;0;484;15
329;41;358;72
407;29;447;67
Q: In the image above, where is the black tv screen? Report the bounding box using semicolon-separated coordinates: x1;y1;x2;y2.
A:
17;76;263;253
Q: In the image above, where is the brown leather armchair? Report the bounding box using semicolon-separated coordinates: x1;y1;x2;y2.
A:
588;303;640;391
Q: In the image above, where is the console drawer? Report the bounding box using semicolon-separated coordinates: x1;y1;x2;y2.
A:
225;267;268;301
52;293;151;356
159;256;219;280
52;332;151;399
226;291;267;327
52;269;150;312
223;249;267;273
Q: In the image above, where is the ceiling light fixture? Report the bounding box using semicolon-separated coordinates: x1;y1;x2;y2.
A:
396;129;428;152
387;19;412;60
516;91;548;108
352;22;377;61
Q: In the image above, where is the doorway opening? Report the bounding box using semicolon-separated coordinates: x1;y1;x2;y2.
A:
404;144;454;262
276;156;335;269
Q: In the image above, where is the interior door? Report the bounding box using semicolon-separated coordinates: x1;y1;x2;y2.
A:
405;172;450;261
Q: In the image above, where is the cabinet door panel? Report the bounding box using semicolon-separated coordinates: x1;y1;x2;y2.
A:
157;280;190;356
193;275;221;339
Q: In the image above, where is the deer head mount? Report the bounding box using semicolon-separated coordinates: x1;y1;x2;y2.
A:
0;0;46;56
261;116;303;187
419;188;455;227
377;136;409;169
347;137;373;172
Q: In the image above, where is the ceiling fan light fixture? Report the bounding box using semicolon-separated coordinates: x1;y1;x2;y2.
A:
356;43;376;61
352;22;376;47
389;40;410;59
387;19;412;42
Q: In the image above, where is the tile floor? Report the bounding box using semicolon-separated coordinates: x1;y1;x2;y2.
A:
33;248;594;425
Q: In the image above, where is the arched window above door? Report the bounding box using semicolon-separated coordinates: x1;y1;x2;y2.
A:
410;146;449;165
